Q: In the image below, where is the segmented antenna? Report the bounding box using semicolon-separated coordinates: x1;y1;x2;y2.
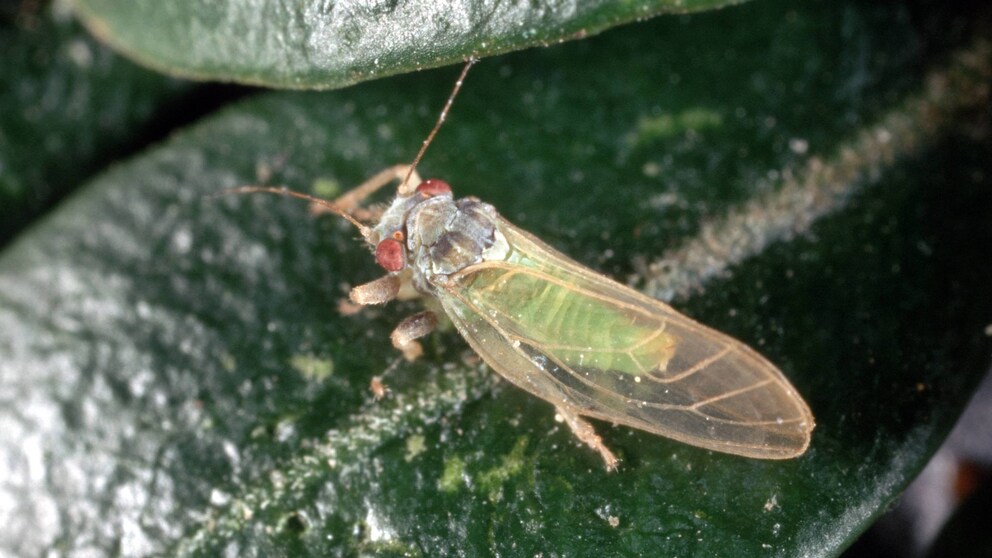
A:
400;58;477;191
215;186;372;240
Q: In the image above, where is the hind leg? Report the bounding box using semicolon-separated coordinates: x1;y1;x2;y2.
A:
556;406;620;471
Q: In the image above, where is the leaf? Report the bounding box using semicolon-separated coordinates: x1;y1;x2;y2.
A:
74;0;747;89
0;3;190;243
1;0;991;556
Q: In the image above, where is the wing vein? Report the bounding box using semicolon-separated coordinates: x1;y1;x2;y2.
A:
646;346;732;385
689;378;775;410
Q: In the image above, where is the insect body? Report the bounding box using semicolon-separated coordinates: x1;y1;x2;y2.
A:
236;165;814;469
356;171;813;469
229;63;814;469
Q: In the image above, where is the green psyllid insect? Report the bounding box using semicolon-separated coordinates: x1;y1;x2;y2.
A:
230;61;814;469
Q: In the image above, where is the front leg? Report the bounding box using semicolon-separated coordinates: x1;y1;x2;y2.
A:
349;274;401;305
391;311;438;361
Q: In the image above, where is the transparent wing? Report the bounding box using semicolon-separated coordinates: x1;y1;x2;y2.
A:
438;218;814;459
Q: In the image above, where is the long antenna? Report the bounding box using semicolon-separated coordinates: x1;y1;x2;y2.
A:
215;186;372;240
401;58;477;190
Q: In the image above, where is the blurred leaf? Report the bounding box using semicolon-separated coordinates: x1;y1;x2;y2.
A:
74;0;748;89
0;2;191;243
1;0;991;556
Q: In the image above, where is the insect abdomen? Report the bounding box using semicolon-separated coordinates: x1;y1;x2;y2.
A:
458;264;678;375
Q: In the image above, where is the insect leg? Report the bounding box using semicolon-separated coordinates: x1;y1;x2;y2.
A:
369;376;387;400
309;164;424;219
350;275;401;305
369;356;404;400
555;406;620;471
390;311;438;361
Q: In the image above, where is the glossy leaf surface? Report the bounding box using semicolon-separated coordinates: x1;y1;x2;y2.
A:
0;4;190;242
1;0;991;556
74;0;747;89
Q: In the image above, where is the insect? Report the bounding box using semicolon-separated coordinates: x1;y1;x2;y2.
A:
228;61;814;469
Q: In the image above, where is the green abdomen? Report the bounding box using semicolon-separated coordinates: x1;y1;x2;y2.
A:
460;266;676;376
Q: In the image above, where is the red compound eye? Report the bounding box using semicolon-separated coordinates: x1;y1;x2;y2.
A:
415;178;452;197
375;238;404;272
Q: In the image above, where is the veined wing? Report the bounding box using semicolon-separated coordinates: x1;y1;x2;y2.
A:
439;217;814;459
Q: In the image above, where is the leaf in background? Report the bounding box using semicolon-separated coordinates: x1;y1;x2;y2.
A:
74;0;748;89
0;2;192;243
1;0;991;556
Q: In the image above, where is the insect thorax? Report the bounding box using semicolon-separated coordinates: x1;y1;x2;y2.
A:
393;194;508;293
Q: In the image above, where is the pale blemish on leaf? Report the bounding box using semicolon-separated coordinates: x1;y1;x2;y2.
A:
312;177;341;199
625;107;724;149
289;354;334;381
404;434;426;462
438;456;466;493
220;351;237;372
764;494;780;512
478;436;530;502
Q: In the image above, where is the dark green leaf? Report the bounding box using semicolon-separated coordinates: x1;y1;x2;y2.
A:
0;3;191;242
74;0;748;89
1;0;990;556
